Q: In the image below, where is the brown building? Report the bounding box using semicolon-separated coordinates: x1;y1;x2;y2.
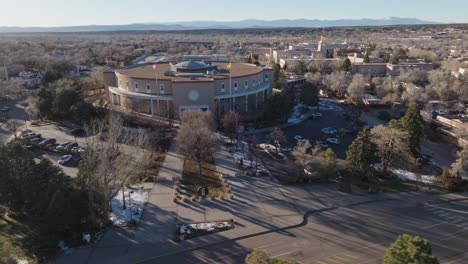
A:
104;61;273;121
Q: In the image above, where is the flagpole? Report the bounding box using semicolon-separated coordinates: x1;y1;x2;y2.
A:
229;62;232;111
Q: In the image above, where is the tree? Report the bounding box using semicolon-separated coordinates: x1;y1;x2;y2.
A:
363;53;370;63
53;88;81;117
177;110;218;176
371;125;413;173
300;83;319;106
346;128;378;180
324;71;347;96
292;60;307;75
347;74;367;100
223;111;241;144
292;140;312;169
245;249;300;264
342;58;352;72
269;127;287;153
272;63;281;88
320;148;338;179
263;93;293;123
37;87;54;119
383;235;439;264
79;113;152;216
5;120;22;140
400;103;425;156
438;169;462;191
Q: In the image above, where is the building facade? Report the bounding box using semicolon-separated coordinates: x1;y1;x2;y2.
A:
104;61;273;121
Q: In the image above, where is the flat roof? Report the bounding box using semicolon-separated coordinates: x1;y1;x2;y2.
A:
115;62;268;82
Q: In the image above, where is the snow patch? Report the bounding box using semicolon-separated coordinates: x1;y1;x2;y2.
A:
109;188;149;225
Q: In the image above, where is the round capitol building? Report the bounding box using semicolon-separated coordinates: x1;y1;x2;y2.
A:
104;60;273;120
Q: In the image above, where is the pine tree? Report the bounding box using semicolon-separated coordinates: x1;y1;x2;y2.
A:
383;235;439;264
400;103;425;156
346;128;378;180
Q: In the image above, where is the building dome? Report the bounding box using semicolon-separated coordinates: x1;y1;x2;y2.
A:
175;60;210;69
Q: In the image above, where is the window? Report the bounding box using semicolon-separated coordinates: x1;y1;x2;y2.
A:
234;81;238;91
221;83;225;93
146;83;150;91
253;79;256;86
245;80;248;89
135;82;138;91
160;84;165;94
264;74;269;81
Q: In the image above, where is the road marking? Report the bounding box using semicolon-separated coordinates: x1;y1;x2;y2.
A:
441;229;468;240
334;256;352;262
323;258;344;264
437;212;449;217
357;257;382;263
420;221;447;229
342;254;359;259
255;241;282;249
271;251;296;259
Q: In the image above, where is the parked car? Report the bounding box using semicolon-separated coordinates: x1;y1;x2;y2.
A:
294;135;306;142
64;142;78;151
58;154;73;165
72;146;86;153
315;141;329;149
56;142;72;151
38;138;56;146
326;138;340;145
1;106;10;112
22;132;41;140
321;127;337;135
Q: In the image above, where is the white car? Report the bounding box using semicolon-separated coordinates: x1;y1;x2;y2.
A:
58;154;73;165
326;138;340;145
56;142;71;150
315;141;329;149
294;135;306;142
71;146;86;153
321;127;337;135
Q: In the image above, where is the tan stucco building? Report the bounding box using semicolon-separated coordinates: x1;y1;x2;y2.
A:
104;61;273;120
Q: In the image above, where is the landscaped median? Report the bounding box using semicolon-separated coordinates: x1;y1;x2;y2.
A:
172;159;233;202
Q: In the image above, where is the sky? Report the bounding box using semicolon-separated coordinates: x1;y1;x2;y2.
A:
0;0;467;27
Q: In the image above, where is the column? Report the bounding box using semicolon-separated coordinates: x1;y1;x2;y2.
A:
255;93;258;109
150;99;154;116
245;95;248;112
166;100;169;118
157;100;161;117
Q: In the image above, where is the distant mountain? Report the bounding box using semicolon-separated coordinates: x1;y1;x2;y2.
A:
0;17;441;33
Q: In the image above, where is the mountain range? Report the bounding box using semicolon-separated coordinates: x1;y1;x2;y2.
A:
0;17;441;33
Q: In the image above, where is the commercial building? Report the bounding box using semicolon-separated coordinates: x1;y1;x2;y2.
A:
271;38;348;64
352;62;434;76
104;61;273;120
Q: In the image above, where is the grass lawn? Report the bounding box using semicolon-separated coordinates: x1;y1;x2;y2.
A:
181;159;225;198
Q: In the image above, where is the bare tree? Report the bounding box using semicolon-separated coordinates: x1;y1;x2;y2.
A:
5;120;22;140
80;113;152;219
324;71;347;96
269;127;287;153
292;140;312;169
347;74;367;100
176;110;218;175
371;125;413;173
222;110;240;144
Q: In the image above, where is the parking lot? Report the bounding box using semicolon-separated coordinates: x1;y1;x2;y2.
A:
256;102;357;159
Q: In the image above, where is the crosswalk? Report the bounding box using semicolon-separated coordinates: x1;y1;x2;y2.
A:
424;205;468;230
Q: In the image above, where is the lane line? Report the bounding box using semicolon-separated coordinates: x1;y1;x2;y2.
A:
441;229;468;240
420;221;447;229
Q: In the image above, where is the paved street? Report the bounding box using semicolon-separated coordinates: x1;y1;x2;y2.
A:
139;197;468;264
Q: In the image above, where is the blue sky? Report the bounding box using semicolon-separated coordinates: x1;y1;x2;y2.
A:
1;0;466;27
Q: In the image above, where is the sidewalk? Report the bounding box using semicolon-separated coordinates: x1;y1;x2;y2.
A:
157;140;184;181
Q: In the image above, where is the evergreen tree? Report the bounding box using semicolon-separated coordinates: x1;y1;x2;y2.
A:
346;128;378;180
342;58;352;72
400;103;425;156
37;88;55;119
363;53;370;63
383;235;439;264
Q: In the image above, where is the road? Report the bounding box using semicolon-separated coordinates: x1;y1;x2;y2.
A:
141;198;468;264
